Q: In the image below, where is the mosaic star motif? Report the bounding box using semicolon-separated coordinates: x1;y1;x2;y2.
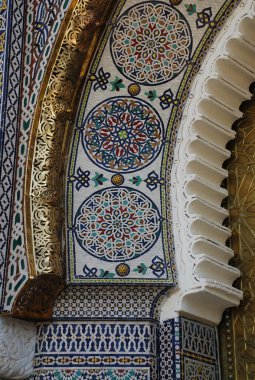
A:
110;2;192;85
75;187;162;262
83;97;163;172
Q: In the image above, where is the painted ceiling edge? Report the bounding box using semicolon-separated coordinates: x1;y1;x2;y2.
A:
13;0;118;319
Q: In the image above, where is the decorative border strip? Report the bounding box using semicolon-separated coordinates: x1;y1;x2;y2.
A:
4;0;74;311
0;0;25;309
15;0;117;318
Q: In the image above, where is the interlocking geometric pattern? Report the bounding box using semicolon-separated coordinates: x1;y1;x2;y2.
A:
0;1;8;116
36;322;157;355
160;317;220;380
4;0;72;310
83;97;164;172
52;286;164;319
159;320;175;380
33;321;158;379
184;359;216;380
0;0;10;302
74;187;162;262
110;2;192;85
0;0;26;309
182;319;217;359
33;368;150;379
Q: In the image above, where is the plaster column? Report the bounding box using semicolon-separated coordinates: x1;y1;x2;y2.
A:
0;316;36;379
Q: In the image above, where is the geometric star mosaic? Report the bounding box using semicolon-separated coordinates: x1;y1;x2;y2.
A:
111;2;192;85
52;286;165;320
66;0;238;285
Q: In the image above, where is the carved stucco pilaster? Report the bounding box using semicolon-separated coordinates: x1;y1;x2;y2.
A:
0;316;36;379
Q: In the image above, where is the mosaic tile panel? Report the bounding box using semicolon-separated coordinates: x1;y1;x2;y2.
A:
33;368;149;380
0;0;26;309
182;318;217;359
160;317;220;380
33;0;70;78
110;2;192;85
67;0;241;285
33;321;159;379
184;359;216;380
0;0;11;300
159;319;175;380
53;286;166;320
4;0;72;311
32;317;221;378
0;0;8;117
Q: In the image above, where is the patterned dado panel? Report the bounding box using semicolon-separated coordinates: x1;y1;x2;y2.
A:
67;0;241;285
32;321;159;379
31;317;220;380
52;286;166;320
160;318;220;380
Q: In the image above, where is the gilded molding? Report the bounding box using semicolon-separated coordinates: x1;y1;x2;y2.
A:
19;0;117;318
13;274;64;320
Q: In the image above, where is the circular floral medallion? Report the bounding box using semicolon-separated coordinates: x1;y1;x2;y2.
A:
75;187;162;262
110;2;192;85
116;263;130;277
111;173;125;186
83;97;163;173
128;83;141;97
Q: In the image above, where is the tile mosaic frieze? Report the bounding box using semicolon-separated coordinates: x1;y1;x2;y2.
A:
32;317;221;379
0;0;25;309
3;0;73;311
53;286;165;320
33;368;150;380
33;321;158;379
67;0;241;285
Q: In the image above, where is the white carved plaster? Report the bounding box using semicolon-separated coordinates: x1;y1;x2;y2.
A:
0;317;36;379
161;0;255;325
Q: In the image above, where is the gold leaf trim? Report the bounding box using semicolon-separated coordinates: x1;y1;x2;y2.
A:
19;0;117;318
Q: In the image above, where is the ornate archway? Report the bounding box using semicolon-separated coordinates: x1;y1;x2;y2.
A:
0;0;254;378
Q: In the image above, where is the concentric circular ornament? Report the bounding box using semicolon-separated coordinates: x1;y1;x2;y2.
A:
111;174;125;186
116;263;130;277
128;83;141;97
110;2;192;85
75;187;162;262
83;97;164;173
